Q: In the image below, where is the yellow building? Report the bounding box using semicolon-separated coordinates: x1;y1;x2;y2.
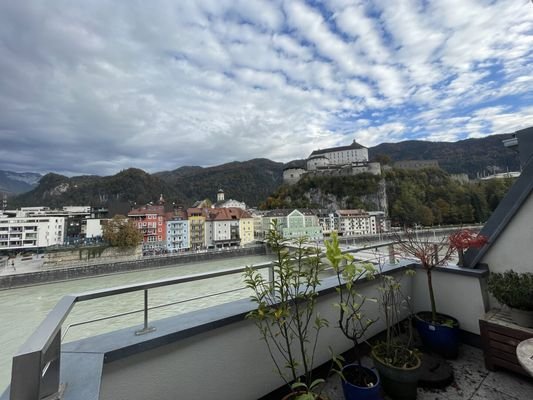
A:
187;208;208;250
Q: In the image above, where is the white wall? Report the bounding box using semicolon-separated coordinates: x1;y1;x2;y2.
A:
85;219;104;238
411;266;488;334
100;273;411;400
480;192;533;274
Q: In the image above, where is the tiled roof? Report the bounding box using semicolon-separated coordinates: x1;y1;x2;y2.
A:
337;209;368;216
128;205;165;216
207;207;253;221
186;208;209;217
310;140;366;156
264;209;318;217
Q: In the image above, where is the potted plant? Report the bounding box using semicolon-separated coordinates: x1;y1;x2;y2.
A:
244;225;329;400
448;229;488;267
371;267;421;400
488;270;533;328
325;233;382;400
395;230;459;359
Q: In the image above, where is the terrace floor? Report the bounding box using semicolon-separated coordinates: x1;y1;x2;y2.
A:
321;345;533;400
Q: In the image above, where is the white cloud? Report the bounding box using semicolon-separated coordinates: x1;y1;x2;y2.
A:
0;0;530;176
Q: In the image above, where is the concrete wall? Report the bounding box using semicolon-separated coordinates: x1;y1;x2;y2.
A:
99;272;411;400
0;246;266;290
411;266;488;334
480;192;533;274
43;245;142;268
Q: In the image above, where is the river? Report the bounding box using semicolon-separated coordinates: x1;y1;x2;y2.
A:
0;254;274;390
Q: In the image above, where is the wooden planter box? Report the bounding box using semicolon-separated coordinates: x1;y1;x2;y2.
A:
479;309;533;376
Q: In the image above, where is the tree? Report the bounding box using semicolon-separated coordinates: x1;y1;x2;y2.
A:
244;223;328;398
102;215;143;247
395;230;455;322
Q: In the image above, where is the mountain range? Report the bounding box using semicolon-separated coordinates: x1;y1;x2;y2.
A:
4;133;520;209
0;171;42;195
369;133;519;175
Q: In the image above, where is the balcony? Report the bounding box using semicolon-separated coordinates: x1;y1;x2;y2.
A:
1;246;531;400
321;344;533;400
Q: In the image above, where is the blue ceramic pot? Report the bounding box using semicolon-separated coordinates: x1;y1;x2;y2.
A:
415;312;460;359
341;364;382;400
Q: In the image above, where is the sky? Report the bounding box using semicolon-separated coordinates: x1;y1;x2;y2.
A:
0;0;532;176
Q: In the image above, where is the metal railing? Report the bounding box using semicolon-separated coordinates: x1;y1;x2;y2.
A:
6;240;408;400
7;261;275;400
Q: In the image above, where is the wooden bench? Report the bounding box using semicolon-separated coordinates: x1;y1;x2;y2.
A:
480;309;533;376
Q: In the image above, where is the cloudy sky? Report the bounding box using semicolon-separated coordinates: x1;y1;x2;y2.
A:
0;0;532;176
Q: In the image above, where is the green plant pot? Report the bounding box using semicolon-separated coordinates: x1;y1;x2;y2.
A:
371;346;422;400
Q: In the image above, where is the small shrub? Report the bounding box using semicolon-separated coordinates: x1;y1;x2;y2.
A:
487;270;533;311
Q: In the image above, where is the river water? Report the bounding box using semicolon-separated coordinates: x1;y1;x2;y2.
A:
0;254;274;390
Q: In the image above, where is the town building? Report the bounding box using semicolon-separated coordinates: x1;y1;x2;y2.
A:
318;209;388;237
238;211;254;245
283;140;381;185
0;211;65;251
261;209;323;241
166;212;189;252
84;219;106;239
308;140;369;168
187;208;208;250
203;207;254;248
128;205;167;251
12;206;108;243
212;189;247;210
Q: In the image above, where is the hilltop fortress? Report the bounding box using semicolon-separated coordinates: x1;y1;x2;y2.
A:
283;140;381;184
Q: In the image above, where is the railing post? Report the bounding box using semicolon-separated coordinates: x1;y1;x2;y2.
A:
388;244;396;264
135;289;156;336
10;329;62;400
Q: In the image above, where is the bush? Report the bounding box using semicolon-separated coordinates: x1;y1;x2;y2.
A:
487;270;533;311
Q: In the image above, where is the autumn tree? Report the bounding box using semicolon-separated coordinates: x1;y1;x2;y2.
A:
102;215;143;247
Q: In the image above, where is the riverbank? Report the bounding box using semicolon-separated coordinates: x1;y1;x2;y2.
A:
0;246;267;290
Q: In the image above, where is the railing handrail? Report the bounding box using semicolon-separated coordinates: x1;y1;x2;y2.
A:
14;260;275;356
73;261;274;301
8;239;411;399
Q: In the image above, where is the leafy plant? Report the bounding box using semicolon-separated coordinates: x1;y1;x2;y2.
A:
244;224;328;399
395;230;455;323
372;264;419;369
487;270;533;311
325;232;378;386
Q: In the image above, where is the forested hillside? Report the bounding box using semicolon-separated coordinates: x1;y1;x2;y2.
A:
12;160;284;209
262;168;514;226
10;134;519;211
154;158;284;206
12;169;179;209
369;134;519;177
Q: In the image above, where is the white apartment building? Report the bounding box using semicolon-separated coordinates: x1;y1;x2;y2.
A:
203;207;253;248
0;213;65;251
84;219;106;238
307;140;368;170
318;210;389;237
